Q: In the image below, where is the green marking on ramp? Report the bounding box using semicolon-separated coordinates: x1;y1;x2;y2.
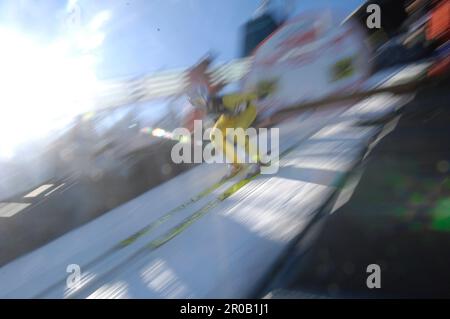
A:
118;171;242;247
147;172;259;250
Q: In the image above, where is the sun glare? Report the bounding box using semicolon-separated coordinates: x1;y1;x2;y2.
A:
0;10;111;159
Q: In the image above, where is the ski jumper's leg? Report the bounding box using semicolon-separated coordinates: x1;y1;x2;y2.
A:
210;114;239;164
233;103;259;163
211;94;259;165
211;105;258;163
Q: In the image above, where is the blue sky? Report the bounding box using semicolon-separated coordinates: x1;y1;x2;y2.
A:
0;0;364;80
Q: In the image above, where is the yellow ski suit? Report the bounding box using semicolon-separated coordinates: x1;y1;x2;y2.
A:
210;92;258;165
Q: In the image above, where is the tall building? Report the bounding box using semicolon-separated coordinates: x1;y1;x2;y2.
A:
241;12;281;57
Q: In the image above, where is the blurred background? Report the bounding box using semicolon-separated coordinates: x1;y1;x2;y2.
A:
0;0;449;298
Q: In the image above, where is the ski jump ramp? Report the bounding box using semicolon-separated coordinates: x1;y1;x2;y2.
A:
0;64;427;298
